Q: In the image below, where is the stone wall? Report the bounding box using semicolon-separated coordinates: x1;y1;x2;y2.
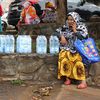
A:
88;62;100;87
0;54;58;82
86;18;100;40
88;23;100;39
0;53;100;87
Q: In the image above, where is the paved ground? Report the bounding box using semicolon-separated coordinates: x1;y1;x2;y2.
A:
55;85;100;100
0;81;100;100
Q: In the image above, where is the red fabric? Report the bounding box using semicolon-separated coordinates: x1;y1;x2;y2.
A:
0;5;3;16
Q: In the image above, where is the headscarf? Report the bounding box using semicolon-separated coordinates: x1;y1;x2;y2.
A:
45;2;55;9
67;12;88;35
22;1;31;8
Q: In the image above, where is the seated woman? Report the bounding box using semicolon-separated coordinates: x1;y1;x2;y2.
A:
58;12;88;89
17;1;40;31
20;1;40;25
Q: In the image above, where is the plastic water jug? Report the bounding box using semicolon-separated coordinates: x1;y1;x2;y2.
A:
16;35;32;53
36;35;47;54
49;35;59;54
0;35;5;53
4;35;15;53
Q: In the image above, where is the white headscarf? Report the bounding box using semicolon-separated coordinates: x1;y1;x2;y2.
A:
67;12;88;35
22;1;31;8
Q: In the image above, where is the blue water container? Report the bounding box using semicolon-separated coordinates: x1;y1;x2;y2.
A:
0;35;5;53
49;35;59;54
36;35;47;54
4;35;15;53
16;35;32;53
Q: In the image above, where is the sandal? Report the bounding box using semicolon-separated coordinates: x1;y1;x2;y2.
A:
77;83;87;89
64;79;71;85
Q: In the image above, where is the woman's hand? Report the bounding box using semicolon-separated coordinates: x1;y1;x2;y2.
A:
71;21;77;33
60;35;67;45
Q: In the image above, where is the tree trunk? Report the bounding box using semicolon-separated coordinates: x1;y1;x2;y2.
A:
56;0;67;25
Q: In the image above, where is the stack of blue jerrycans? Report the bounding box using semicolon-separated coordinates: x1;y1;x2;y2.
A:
36;35;59;54
0;35;15;53
16;35;32;53
36;35;47;54
0;35;60;54
49;35;59;54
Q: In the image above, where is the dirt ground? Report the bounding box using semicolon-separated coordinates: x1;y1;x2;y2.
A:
0;81;62;100
0;80;100;100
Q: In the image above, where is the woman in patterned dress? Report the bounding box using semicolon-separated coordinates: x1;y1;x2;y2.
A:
58;12;88;89
20;1;40;25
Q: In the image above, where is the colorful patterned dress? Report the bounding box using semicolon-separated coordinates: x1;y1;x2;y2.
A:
21;5;40;24
58;12;88;80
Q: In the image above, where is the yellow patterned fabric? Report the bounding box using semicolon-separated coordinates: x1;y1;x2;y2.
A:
58;49;85;80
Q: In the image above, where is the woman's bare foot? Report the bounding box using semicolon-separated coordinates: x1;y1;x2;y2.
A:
64;79;71;85
77;80;87;89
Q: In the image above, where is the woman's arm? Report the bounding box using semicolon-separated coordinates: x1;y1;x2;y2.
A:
60;35;68;45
